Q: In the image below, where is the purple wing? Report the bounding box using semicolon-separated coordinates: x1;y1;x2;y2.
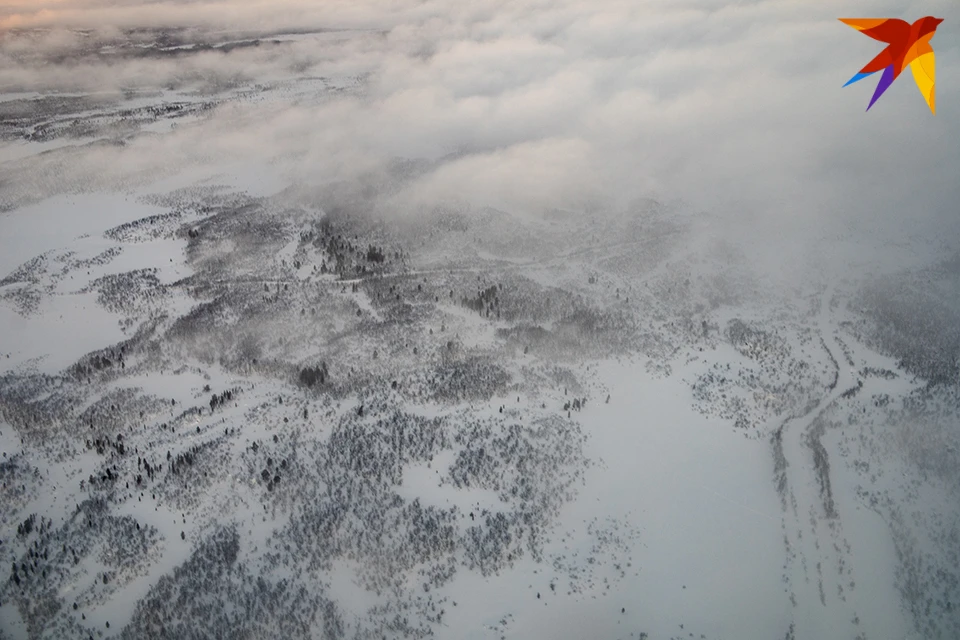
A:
866;65;895;111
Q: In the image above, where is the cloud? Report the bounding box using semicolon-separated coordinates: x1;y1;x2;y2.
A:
1;0;958;285
0;0;429;32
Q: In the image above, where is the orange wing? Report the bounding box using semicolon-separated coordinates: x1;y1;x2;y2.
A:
839;18;911;44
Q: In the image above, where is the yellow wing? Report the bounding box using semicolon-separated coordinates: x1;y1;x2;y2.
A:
910;48;936;114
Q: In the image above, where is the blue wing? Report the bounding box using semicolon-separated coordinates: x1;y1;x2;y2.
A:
843;71;878;87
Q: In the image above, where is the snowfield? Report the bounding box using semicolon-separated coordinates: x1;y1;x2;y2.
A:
2;19;960;640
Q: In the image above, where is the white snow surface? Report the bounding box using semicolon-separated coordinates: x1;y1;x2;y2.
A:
1;27;958;640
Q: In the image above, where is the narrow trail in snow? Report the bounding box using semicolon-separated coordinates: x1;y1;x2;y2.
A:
774;284;871;639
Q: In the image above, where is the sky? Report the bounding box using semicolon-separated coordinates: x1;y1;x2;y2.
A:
1;0;958;285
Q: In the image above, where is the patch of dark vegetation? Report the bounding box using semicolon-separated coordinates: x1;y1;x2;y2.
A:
0;255;48;289
889;516;960;640
140;186;251;215
496;324;551;350
805;415;836;519
0;372;82;443
263;405;588;635
840;380;864;399
0;454;43;529
0;281;44;315
0;255;51;314
75;388;156;441
771;423;788;511
860;367;898;380
122;524;342;640
241;428;317;509
298;362;329;388
693;319;831;432
553;305;637;354
179;198;285;273
853;276;960;387
152;436;232;512
355;276;433;323
106;37;270;62
165;294;229;340
821;336;839;391
448;414;589;559
892;385;960;486
366;245;386;263
82;269;163;313
69;318;163;385
0;95;111;125
462;283;501;317
306;216;401;279
492;302;637;359
274;420;464;612
418;357;511;404
1;498;161;638
727;319;788;362
479;275;575;325
208;387;240;413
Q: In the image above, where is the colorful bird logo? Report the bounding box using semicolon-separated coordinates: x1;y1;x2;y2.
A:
840;16;943;113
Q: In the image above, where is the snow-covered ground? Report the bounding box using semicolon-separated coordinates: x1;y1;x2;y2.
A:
2;17;959;640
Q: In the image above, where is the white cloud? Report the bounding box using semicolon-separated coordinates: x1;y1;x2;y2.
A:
1;0;958;282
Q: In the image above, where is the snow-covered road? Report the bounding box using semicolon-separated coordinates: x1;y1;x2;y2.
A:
776;284;909;640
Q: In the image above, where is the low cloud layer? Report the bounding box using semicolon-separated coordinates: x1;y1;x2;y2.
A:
1;0;958;284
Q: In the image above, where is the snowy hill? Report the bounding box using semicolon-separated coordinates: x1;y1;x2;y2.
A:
2;9;959;640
